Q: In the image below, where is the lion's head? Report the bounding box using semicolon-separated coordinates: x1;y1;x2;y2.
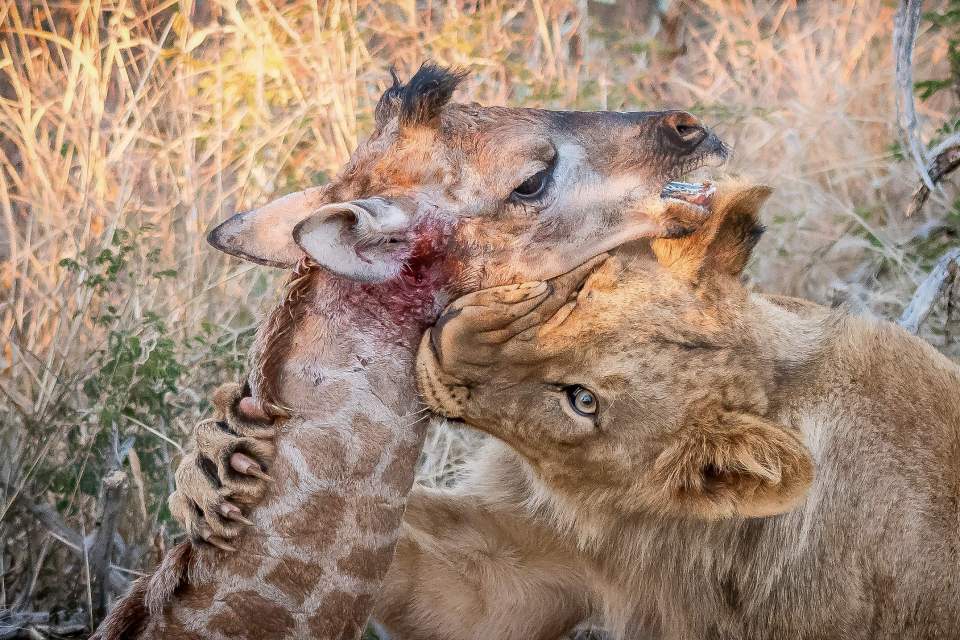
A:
417;181;814;521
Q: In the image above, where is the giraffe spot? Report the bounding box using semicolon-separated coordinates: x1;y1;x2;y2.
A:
264;455;301;501
361;366;412;407
351;414;391;477
276;490;346;556
178;581;219;611
307;591;374;639
295;426;349;480
208;590;295;640
264;556;326;606
336;543;396;582
398;425;427;459
233;542;264;580
315;379;351;414
382;451;419;495
354;494;404;536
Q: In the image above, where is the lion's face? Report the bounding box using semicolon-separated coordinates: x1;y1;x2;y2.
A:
417;182;814;520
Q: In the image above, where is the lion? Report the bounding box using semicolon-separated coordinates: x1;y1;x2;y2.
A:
405;181;960;639
169;182;960;638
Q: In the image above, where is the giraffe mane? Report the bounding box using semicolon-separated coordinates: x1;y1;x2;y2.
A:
90;542;196;640
256;256;319;418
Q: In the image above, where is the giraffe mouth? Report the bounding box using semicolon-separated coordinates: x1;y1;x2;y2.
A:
660;181;716;219
657;132;728;219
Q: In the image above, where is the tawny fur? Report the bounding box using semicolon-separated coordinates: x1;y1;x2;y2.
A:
378;182;960;639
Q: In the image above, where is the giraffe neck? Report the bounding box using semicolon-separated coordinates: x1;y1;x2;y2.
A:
156;270;444;639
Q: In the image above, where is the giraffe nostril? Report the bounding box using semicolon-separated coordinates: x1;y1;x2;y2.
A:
675;123;702;143
662;112;708;152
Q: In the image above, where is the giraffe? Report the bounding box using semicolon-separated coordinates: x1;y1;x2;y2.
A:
92;64;728;640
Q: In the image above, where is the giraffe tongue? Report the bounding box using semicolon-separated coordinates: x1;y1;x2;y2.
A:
660;181;715;207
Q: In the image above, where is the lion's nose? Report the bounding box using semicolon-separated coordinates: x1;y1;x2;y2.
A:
661;111;709;153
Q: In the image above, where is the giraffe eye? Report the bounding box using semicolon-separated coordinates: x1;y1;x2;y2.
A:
512;167;550;200
566;385;598;417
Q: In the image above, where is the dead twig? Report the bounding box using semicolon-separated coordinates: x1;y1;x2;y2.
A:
0;483;128;593
0;609;88;639
907;134;960;216
89;470;128;624
898;248;960;334
88;432;133;626
894;0;933;190
1;480;82;551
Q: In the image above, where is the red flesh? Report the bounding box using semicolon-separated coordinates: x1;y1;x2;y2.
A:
335;218;462;337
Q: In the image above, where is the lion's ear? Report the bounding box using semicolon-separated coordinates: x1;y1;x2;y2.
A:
652;183;772;282
652;411;813;519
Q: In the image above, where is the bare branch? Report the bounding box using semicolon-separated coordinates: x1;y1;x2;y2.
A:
907;132;960;216
1;481;82;550
89;469;128;624
894;0;933;190
898;248;960;333
0;610;88;639
0;481;129;594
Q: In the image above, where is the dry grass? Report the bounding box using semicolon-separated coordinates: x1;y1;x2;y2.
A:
0;0;956;634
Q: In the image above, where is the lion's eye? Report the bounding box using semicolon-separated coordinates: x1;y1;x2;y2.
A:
566;386;598;417
512;168;550;200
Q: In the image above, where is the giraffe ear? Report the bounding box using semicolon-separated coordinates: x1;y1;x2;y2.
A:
293;198;414;283
652;183;772;283
652;411;814;519
207;187;325;268
208;189;415;283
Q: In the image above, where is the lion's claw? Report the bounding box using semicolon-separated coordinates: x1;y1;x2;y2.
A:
168;382;278;552
238;396;271;423
230;452;274;482
219;502;254;526
199;527;237;552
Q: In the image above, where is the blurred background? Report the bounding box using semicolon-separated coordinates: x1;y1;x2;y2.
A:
1;0;958;636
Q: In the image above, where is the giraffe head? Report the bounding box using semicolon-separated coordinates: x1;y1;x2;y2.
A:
208;64;727;329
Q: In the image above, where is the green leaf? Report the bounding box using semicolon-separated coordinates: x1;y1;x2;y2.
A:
923;8;960;28
915;79;952;101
